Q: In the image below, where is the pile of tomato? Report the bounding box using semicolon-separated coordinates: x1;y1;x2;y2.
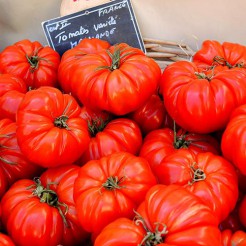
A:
0;37;246;246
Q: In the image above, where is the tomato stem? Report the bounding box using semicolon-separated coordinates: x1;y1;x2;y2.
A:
189;163;206;185
54;115;69;130
134;210;167;245
213;56;245;69
102;176;125;191
28;178;69;227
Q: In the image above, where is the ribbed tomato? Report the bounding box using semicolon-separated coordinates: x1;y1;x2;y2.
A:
16;86;90;168
0;39;60;89
74;151;157;237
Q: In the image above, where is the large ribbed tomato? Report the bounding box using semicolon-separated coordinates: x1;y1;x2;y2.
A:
94;184;222;246
152;149;238;223
160;60;246;133
58;38;161;115
73;151;157;237
16;86;90;168
1;165;89;246
193;40;246;70
0;118;42;199
0;39;60;89
221;104;246;175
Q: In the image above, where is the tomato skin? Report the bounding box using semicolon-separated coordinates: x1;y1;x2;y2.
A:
16;86;90;168
139;127;221;177
221;229;246;246
74;151;157;236
58;40;161;115
0;39;60;89
221;104;246;175
127;93;173;136
80;117;143;164
0;118;42;199
160;60;246;133
0;233;15;246
151;149;238;223
95;184;222;246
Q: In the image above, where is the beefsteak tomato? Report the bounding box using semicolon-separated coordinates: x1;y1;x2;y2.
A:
73;151;157;237
16;86;90;168
58;39;161;115
221;229;246;246
0;39;60;89
160;60;246;133
151;149;238;223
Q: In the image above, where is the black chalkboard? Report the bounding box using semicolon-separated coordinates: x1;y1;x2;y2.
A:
42;0;145;56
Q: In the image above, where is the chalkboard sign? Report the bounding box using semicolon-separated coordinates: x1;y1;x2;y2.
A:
42;0;145;56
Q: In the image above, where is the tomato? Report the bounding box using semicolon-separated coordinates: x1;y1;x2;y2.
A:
221;229;246;246
150;149;238;223
139;127;221;177
193;40;246;70
58;39;161;115
16;86;90;168
127;93;174;136
221;104;246;175
73;151;157;237
0;233;15;246
0;118;42;199
0;39;60;89
94;184;222;246
79;115;143;164
0;74;26;121
160;60;246;133
0;164;89;246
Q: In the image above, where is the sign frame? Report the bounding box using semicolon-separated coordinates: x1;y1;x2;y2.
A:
42;0;145;55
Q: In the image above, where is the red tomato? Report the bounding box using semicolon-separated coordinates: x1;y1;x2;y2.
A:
0;233;15;246
157;149;239;222
0;74;27;121
73;151;157;236
80;116;143;164
58;39;161;115
16;86;90;168
94;184;222;246
139;127;221;177
1;165;89;246
0;118;42;199
0;39;60;89
221;229;246;246
221;104;246;175
193;40;246;70
127;93;174;136
150;149;238;223
160;60;246;133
